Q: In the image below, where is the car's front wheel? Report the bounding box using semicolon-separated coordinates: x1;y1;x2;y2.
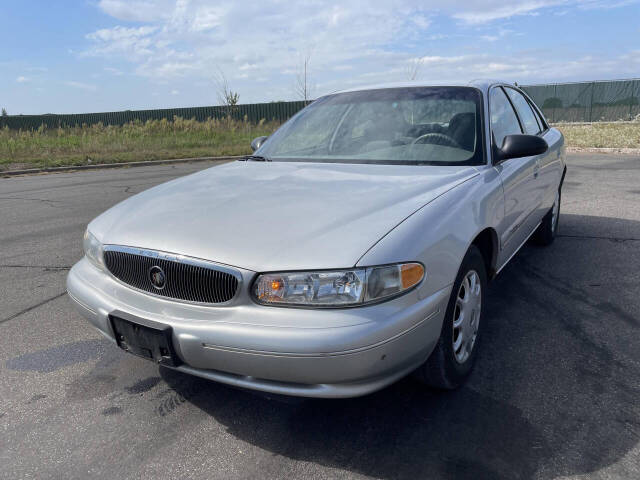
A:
415;245;486;389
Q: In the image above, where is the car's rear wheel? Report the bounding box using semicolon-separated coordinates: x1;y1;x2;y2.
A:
415;245;486;389
532;189;561;246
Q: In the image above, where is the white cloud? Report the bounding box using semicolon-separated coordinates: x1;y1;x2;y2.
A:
451;1;564;24
87;25;157;43
238;63;259;71
65;81;98;92
419;55;467;65
154;62;197;77
97;0;172;21
578;0;638;9
480;28;512;42
411;14;431;29
450;0;638;23
84;0;640;102
104;67;124;76
16;76;30;83
332;65;354;71
401;51;640;84
85;26;158;59
88;1;453;82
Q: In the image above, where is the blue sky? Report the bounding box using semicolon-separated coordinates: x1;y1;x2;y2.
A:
1;0;639;114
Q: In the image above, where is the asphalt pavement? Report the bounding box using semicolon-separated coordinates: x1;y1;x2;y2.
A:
1;154;639;479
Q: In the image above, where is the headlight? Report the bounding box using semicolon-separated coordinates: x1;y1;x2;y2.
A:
253;263;424;307
83;229;104;269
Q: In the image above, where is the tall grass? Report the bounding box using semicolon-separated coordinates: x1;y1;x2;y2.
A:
554;120;640;149
0;116;280;170
2;116;639;171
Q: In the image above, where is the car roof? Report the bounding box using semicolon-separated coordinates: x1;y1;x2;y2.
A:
330;79;511;96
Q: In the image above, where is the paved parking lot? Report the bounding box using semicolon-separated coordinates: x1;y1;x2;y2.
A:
1;154;639;479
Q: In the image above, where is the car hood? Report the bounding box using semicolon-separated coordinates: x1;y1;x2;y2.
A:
90;161;479;272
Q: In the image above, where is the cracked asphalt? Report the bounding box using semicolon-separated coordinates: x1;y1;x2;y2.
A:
1;154;639;479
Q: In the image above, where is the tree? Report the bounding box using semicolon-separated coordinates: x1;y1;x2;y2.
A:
214;69;239;118
295;48;314;103
1;108;7;117
405;57;424;81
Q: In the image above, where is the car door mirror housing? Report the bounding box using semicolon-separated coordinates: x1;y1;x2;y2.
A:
251;136;268;152
497;134;548;162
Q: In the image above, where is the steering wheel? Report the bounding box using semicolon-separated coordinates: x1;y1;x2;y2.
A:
410;132;461;149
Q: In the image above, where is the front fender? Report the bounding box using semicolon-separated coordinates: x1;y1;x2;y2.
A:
356;167;504;299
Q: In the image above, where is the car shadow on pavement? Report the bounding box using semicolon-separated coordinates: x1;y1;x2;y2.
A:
160;213;640;480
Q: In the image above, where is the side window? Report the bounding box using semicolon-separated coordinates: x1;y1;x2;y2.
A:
490;87;522;148
505;88;541;135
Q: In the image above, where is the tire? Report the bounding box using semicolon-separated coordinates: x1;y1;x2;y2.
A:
415;245;486;389
532;188;561;246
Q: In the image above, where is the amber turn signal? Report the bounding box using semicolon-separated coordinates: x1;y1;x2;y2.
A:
401;263;424;289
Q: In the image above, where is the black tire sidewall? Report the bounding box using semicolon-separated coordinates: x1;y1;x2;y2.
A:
552;189;561;237
533;188;561;245
437;246;487;382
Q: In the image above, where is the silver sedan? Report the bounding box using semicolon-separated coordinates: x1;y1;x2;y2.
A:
67;80;566;398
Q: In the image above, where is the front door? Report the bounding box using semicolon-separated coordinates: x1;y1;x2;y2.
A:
489;86;540;268
504;87;561;225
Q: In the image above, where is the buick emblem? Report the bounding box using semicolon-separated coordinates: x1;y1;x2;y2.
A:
149;266;166;290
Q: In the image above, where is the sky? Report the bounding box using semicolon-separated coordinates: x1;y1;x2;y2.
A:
1;0;639;115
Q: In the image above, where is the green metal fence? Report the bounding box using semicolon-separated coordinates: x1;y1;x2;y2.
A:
521;79;640;123
2;79;639;130
0;101;309;130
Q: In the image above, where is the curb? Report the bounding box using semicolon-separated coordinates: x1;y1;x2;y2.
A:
1;155;243;177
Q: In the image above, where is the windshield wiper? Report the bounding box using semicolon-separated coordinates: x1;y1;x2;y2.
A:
243;155;271;162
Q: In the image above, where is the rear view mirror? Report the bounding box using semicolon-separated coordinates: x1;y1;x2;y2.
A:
497;134;548;162
251;136;268;152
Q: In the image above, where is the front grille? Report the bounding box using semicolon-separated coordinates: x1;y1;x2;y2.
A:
104;248;239;304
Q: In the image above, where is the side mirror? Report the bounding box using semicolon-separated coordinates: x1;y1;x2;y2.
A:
497;134;548;162
251;136;268;152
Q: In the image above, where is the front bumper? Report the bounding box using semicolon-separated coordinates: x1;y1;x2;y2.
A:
67;257;450;398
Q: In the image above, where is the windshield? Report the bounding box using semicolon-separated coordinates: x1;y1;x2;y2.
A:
257;87;484;166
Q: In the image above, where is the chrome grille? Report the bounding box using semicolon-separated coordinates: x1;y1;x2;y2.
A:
104;247;239;304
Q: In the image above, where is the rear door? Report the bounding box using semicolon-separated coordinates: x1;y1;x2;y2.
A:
490;86;538;266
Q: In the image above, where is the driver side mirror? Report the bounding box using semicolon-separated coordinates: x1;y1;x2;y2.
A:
251;136;268;152
497;134;548;162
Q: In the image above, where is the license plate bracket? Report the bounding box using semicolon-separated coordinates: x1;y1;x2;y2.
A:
110;314;181;367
